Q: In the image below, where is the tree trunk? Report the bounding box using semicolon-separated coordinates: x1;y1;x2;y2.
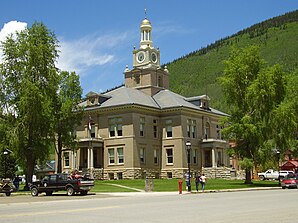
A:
244;168;252;184
24;153;35;190
57;133;63;173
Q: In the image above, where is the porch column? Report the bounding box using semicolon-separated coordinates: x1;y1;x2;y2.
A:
212;147;216;168
90;147;94;169
73;151;77;170
201;149;205;167
87;148;90;168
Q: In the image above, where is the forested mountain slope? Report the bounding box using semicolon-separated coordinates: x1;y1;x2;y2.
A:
165;10;298;112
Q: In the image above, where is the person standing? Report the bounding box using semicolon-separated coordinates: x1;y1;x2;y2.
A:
13;175;21;191
185;172;190;191
200;174;207;192
195;173;201;192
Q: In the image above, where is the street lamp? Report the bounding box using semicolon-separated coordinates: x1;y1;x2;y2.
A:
185;141;191;192
276;150;281;186
3;149;11;179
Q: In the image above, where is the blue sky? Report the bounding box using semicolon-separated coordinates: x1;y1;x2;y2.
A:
0;0;297;96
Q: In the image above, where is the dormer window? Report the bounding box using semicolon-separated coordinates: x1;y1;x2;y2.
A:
90;97;95;104
186;95;210;110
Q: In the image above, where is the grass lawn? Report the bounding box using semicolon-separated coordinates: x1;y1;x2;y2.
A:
91;178;279;193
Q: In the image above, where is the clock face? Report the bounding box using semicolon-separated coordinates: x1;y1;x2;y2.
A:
137;52;145;63
151;52;157;63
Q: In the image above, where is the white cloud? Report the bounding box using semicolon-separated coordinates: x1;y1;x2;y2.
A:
154;21;195;37
0;20;27;42
57;32;129;76
0;21;27;62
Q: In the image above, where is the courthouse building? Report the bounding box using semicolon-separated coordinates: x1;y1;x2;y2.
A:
60;17;231;180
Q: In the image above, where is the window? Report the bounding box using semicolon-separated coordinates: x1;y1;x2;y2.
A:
117;148;124;164
64;152;70;167
166;119;172;138
109;117;123;137
166;148;173;164
204;122;210;139
216;124;222;139
108;173;114;180
140;148;145;164
49;175;57;183
193;149;197;164
153;119;158;138
187;119;191;137
117;172;123;180
167;172;173;178
191;120;196;138
140;117;145;137
187;119;197;138
154;149;159;164
108;149;115;164
109;119;115;137
90;124;95;138
117;120;123;136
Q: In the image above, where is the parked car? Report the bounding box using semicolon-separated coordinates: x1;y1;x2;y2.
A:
281;173;298;189
0;179;16;196
258;169;294;180
29;173;94;196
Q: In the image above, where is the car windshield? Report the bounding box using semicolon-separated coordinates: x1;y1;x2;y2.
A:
285;174;297;180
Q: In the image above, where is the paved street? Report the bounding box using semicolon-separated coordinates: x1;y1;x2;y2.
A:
0;189;295;223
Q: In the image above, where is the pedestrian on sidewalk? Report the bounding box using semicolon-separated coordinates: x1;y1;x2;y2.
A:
195;173;201;192
200;174;207;192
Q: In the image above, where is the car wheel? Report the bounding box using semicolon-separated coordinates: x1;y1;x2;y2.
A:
31;187;39;196
66;187;74;196
46;191;53;196
282;186;286;189
5;192;11;196
259;175;265;181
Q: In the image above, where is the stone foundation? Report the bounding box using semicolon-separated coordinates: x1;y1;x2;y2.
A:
83;167;245;180
102;168;161;180
201;167;245;179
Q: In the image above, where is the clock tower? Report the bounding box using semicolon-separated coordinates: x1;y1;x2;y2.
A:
125;15;169;96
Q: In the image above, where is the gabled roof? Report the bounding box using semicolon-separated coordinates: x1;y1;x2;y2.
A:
101;86;160;108
82;86;229;116
282;160;298;168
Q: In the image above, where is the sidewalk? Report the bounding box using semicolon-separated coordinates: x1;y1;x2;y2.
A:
98;186;280;197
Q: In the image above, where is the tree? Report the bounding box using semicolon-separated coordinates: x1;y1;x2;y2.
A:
0;149;17;179
219;46;295;184
0;22;59;187
54;71;83;173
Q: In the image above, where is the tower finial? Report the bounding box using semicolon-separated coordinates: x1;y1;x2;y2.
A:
144;8;147;19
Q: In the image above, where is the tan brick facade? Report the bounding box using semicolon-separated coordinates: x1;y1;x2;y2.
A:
59;17;231;180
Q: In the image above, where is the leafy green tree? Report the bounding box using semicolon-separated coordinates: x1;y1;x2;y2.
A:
0;149;17;179
0;22;59;187
220;46;295;183
54;71;83;173
279;69;298;157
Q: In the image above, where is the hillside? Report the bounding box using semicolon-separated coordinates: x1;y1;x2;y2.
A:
165;10;298;112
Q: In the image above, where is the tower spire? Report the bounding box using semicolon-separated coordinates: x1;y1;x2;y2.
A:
144;8;147;19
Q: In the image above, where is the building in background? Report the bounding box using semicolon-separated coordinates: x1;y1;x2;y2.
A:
59;16;231;180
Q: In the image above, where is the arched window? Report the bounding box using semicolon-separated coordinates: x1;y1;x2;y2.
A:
204;122;210;139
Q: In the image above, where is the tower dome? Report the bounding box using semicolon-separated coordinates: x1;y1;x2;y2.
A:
141;18;152;28
140;17;152;48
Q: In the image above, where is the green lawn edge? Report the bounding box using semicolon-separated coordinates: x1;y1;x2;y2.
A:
91;179;279;193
